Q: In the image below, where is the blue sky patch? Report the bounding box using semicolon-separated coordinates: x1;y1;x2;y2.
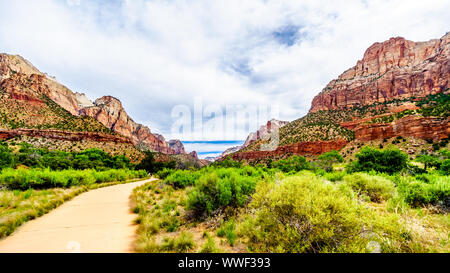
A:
273;25;301;46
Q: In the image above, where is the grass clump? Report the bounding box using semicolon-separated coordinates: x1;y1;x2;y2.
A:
217;220;238;246
200;233;221;253
161;232;195;253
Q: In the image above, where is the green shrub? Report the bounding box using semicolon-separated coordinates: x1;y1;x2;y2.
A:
272;156;311;173
323;171;346;182
343;173;397;202
165;170;201;188
396;176;450;207
348;146;408;174
314;151;344;172
240;173;414;253
136;151;176;173
187;168;260;216
440;159;450;175
200;234;220;253
10;145;136;171
0;143;13;170
161;232;195;252
241;174;377;253
156;168;173;179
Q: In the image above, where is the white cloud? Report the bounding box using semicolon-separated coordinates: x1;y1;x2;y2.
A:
0;0;448;149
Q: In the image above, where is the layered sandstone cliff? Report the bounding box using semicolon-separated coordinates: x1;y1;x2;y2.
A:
310;32;449;112
231;33;449;161
78;96;180;154
0;53;184;155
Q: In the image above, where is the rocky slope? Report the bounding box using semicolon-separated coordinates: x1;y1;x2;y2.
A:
79;96;181;154
243;119;289;147
0;53;184;155
232;33;449;161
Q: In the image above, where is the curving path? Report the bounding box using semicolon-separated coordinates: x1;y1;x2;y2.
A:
0;179;153;253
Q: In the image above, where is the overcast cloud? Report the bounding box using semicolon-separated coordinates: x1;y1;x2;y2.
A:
0;0;448;155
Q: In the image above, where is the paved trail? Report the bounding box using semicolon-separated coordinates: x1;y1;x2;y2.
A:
0;179;153;253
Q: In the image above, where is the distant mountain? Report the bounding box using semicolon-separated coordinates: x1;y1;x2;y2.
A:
204;156;218;162
0;53;185;158
243;119;289;148
168;139;186;154
231;32;450;162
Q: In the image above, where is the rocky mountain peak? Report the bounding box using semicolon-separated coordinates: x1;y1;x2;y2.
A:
310;32;449;113
168;139;186;154
243;119;289;148
0;53;183;155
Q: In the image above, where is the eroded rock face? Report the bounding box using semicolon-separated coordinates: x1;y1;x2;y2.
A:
244;119;289;148
79;96;177;154
168;139;186;154
355;116;449;142
310;33;450;112
189;151;199;160
0;53;180;154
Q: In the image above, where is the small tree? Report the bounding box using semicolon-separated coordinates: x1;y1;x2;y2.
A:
136;151;157;173
272;155;311;173
415;154;439;171
137;151;176;173
314;150;344;172
348;146;408;174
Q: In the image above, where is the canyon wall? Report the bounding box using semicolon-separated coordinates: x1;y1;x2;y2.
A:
310;33;449;112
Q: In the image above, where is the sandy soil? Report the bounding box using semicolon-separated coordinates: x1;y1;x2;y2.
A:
0;179;153;253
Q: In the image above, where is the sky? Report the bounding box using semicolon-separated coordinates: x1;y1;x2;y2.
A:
0;0;448;158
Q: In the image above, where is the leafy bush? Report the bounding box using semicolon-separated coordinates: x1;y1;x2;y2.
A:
272;156;311;173
200;234;220;253
396;176;450;207
313;151;344;172
155;168;173;179
165;170;201;188
441;159;450;175
343;173;397;202
161;232;195;253
187;168;261;216
212;157;243;168
5;144;136;171
348;146;408;174
323;171;346;182
241;174;385;253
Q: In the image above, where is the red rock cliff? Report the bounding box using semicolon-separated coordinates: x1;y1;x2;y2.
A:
310;33;449;112
79;96;178;154
0;53;183;155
